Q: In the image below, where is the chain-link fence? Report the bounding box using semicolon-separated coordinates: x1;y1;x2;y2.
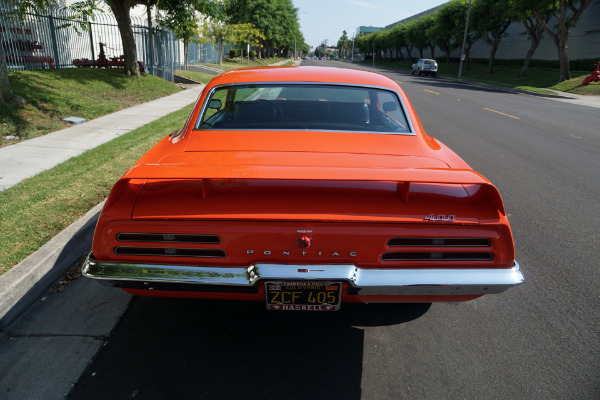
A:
186;40;231;65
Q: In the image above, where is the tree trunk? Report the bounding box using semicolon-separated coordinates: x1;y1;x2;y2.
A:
557;38;570;81
395;47;403;62
184;39;189;70
109;0;140;77
0;34;14;104
429;45;435;59
218;37;223;66
146;5;154;74
533;1;594;82
518;18;543;79
404;45;413;62
464;46;471;71
519;40;538;79
488;39;499;75
0;32;25;105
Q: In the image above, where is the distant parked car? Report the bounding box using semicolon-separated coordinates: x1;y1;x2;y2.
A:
411;59;438;76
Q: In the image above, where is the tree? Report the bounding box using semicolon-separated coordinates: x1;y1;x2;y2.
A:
337;30;350;59
428;5;456;66
419;14;436;59
228;23;265;62
201;19;229;66
390;24;408;62
453;0;480;72
513;0;552;78
473;0;514;75
314;40;327;58
0;0;97;105
405;19;427;59
106;0;221;77
224;0;300;58
157;2;201;71
531;0;595;82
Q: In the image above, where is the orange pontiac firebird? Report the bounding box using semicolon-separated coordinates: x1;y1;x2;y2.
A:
83;66;523;311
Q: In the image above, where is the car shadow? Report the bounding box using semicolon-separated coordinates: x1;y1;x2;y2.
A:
69;297;430;400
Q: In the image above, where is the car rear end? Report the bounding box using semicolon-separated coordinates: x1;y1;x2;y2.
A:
82;68;522;310
83;162;523;308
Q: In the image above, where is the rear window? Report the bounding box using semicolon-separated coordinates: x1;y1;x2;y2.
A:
195;84;411;134
424;60;436;65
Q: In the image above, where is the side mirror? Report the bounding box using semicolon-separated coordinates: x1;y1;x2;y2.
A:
208;99;222;109
382;102;398;112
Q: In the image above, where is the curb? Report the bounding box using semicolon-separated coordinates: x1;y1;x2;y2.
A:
174;74;203;85
0;201;104;331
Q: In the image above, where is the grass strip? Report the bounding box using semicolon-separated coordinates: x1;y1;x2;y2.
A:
0;105;192;275
201;57;288;71
175;70;216;84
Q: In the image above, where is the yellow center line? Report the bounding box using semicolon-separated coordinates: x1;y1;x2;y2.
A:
484;107;520;120
424;89;440;95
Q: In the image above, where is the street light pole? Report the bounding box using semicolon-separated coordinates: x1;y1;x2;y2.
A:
458;0;473;79
372;38;375;67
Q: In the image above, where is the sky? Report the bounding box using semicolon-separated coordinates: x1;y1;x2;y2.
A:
292;0;448;50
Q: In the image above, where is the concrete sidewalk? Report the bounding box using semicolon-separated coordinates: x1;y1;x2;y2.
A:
0;84;205;399
0;84;206;327
0;84;204;191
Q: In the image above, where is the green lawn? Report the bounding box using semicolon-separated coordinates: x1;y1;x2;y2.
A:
1;68;181;148
0;105;192;275
372;59;599;96
176;57;294;83
175;69;216;84
199;57;289;71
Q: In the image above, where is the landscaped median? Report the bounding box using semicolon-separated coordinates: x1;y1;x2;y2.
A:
0;105;192;276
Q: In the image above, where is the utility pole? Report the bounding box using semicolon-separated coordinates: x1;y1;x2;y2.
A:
372;38;375;67
458;0;473;78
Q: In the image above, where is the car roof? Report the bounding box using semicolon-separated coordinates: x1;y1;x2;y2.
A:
206;66;398;89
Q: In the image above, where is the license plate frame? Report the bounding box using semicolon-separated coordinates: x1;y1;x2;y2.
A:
265;281;342;311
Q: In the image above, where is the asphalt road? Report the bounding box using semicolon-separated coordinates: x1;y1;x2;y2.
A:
69;60;599;400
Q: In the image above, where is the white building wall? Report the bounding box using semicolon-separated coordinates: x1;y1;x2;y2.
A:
468;0;600;60
384;0;600;63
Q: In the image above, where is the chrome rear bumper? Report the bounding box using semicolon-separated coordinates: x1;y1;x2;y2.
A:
82;253;524;296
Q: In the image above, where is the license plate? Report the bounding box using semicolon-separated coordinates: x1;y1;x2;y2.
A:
265;281;342;311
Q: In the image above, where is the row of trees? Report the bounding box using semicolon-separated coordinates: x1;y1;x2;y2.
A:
1;0;308;105
350;0;594;82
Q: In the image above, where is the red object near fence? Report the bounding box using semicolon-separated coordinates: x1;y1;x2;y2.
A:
582;61;600;85
5;54;54;68
73;42;145;71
